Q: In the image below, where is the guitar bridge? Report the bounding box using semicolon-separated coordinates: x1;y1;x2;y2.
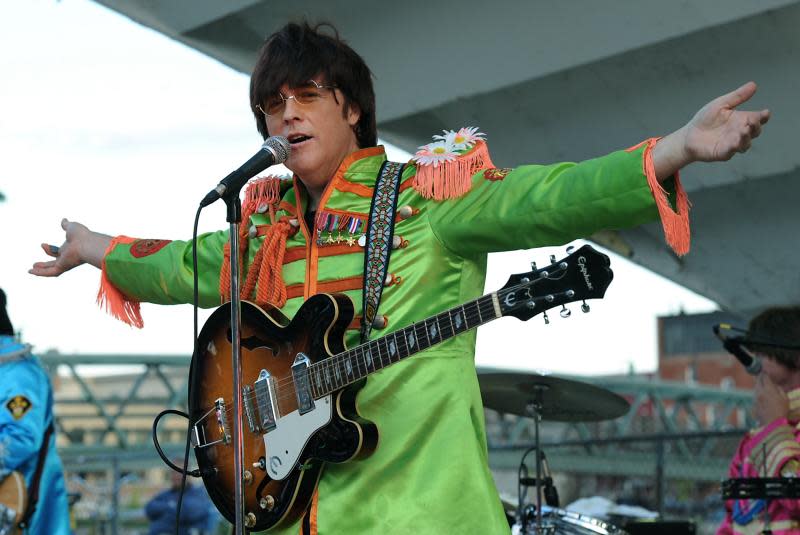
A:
215;397;231;444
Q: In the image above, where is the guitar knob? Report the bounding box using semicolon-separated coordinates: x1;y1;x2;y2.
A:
566;245;575;254
549;255;557;264
581;301;590;313
560;305;571;318
245;512;257;528
530;261;538;270
543;311;550;325
260;495;275;511
253;457;266;471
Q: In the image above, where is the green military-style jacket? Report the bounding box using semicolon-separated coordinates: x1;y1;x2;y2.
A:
104;142;685;534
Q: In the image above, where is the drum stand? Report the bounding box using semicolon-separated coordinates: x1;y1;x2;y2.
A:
520;385;555;535
482;371;629;535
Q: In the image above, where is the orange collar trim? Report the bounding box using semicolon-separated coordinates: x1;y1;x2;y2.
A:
316;146;386;212
289;146;387;210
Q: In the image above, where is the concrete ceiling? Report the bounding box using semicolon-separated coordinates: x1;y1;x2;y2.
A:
94;0;800;317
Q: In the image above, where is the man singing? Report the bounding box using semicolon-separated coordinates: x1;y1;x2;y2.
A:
32;22;769;534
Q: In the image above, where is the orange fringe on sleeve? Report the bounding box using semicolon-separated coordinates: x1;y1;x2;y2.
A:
627;137;691;256
97;235;144;328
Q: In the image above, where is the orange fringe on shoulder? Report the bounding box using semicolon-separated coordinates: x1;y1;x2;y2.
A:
97;235;143;328
627;137;691;256
241;175;283;217
413;140;494;200
219;175;286;302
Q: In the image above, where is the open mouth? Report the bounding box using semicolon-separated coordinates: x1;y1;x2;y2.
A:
288;134;313;146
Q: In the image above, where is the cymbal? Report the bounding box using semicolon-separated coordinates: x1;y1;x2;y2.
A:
478;372;630;422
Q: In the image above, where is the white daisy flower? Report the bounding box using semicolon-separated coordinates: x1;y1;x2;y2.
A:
432;129;456;142
413;140;458;167
433;126;486;151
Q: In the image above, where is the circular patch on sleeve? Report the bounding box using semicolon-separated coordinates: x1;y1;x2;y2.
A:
6;396;32;420
483;168;513;181
130;239;172;258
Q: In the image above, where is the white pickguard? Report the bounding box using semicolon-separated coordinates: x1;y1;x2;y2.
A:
263;395;332;480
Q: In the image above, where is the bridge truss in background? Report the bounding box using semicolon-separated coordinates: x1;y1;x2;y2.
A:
43;352;752;484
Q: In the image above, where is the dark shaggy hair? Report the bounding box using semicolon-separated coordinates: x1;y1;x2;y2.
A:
249;22;377;148
747;306;800;370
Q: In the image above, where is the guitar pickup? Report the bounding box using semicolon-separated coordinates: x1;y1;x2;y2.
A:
254;369;278;432
242;384;259;433
292;353;315;415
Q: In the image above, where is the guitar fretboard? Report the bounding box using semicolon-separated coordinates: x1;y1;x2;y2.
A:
308;293;500;398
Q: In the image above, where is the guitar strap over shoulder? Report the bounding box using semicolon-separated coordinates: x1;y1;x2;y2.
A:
360;161;405;343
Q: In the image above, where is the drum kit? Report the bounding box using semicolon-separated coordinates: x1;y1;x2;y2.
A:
479;372;632;535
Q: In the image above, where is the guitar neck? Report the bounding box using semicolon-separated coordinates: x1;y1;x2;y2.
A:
305;244;613;399
308;293;502;398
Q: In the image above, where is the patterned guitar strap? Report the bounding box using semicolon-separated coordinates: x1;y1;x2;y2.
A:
360;161;406;343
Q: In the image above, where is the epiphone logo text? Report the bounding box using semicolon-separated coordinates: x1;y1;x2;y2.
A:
577;256;593;290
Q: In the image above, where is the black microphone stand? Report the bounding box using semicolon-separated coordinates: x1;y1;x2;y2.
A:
222;189;246;535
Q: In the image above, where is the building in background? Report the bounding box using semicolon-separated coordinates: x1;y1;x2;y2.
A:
659;311;753;390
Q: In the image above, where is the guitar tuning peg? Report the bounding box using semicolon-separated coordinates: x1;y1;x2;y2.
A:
566;245;575;254
560;305;571;318
543;311;550;325
581;300;590;313
530;261;538;270
549;255;557;264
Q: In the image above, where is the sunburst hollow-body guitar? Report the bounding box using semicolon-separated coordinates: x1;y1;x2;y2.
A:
188;245;613;531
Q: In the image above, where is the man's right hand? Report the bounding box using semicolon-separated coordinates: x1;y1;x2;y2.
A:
29;218;112;277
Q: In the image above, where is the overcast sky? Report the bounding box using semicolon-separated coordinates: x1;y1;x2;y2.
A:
0;0;716;376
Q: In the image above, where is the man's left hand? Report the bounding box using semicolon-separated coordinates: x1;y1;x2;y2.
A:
652;81;770;181
682;81;770;163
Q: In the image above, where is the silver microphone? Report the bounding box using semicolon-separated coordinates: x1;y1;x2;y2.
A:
200;136;291;207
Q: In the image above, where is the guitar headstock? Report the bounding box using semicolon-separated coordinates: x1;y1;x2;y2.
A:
498;244;613;321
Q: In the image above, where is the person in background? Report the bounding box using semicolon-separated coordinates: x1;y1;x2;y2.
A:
144;466;214;535
0;288;71;534
717;306;800;535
